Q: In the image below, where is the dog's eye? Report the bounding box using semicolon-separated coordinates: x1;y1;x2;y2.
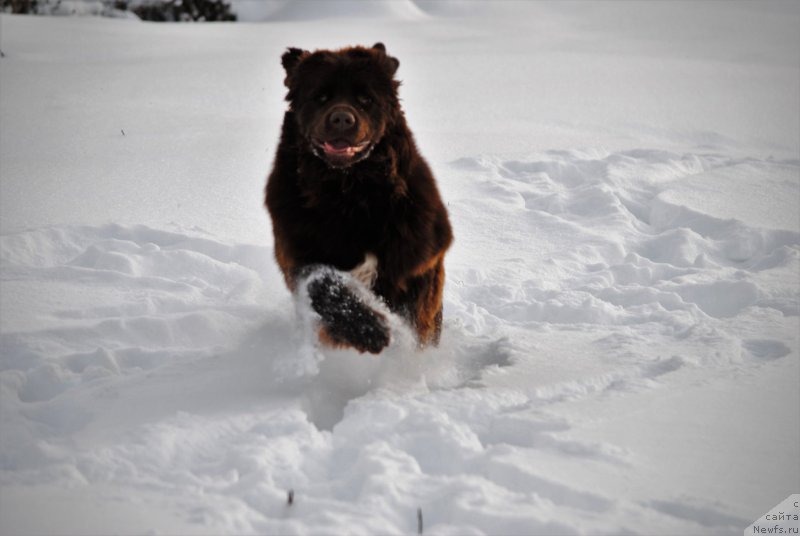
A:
357;94;372;106
316;93;329;104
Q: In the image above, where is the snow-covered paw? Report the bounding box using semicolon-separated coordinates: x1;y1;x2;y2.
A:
306;270;390;354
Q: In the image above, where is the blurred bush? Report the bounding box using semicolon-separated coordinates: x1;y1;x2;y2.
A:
1;0;238;20
2;0;55;13
130;0;236;21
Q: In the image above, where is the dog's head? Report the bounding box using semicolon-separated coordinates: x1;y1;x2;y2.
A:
281;43;401;169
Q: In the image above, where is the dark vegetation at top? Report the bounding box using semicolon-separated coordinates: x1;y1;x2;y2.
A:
1;0;237;21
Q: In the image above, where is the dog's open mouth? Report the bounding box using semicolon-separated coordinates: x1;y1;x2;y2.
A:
314;139;371;157
311;138;375;168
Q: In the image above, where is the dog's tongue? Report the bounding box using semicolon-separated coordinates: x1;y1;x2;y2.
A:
329;140;350;149
323;140;355;155
323;140;353;153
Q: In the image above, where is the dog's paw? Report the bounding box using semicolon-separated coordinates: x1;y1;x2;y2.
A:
306;271;390;354
318;322;389;354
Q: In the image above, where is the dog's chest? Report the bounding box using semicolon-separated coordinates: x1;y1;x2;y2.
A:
300;190;389;272
309;180;390;226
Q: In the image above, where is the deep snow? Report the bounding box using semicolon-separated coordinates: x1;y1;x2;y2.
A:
1;2;799;534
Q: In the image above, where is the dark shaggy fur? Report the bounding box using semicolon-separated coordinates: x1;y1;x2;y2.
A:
265;43;452;354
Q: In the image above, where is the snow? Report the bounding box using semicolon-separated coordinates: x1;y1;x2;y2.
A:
266;0;427;22
1;2;799;534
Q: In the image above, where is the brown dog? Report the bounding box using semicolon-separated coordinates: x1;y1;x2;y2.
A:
265;43;452;354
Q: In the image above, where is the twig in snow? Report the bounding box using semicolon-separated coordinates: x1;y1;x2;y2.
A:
121;129;125;136
417;507;423;534
287;489;294;506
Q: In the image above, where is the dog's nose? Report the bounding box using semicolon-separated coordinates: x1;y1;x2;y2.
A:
328;109;356;132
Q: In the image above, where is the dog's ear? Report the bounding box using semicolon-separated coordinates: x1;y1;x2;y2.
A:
281;47;309;88
372;42;399;76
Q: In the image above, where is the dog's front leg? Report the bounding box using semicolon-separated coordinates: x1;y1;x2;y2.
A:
302;267;390;354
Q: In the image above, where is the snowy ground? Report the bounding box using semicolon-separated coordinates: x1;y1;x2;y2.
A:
1;2;799;534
